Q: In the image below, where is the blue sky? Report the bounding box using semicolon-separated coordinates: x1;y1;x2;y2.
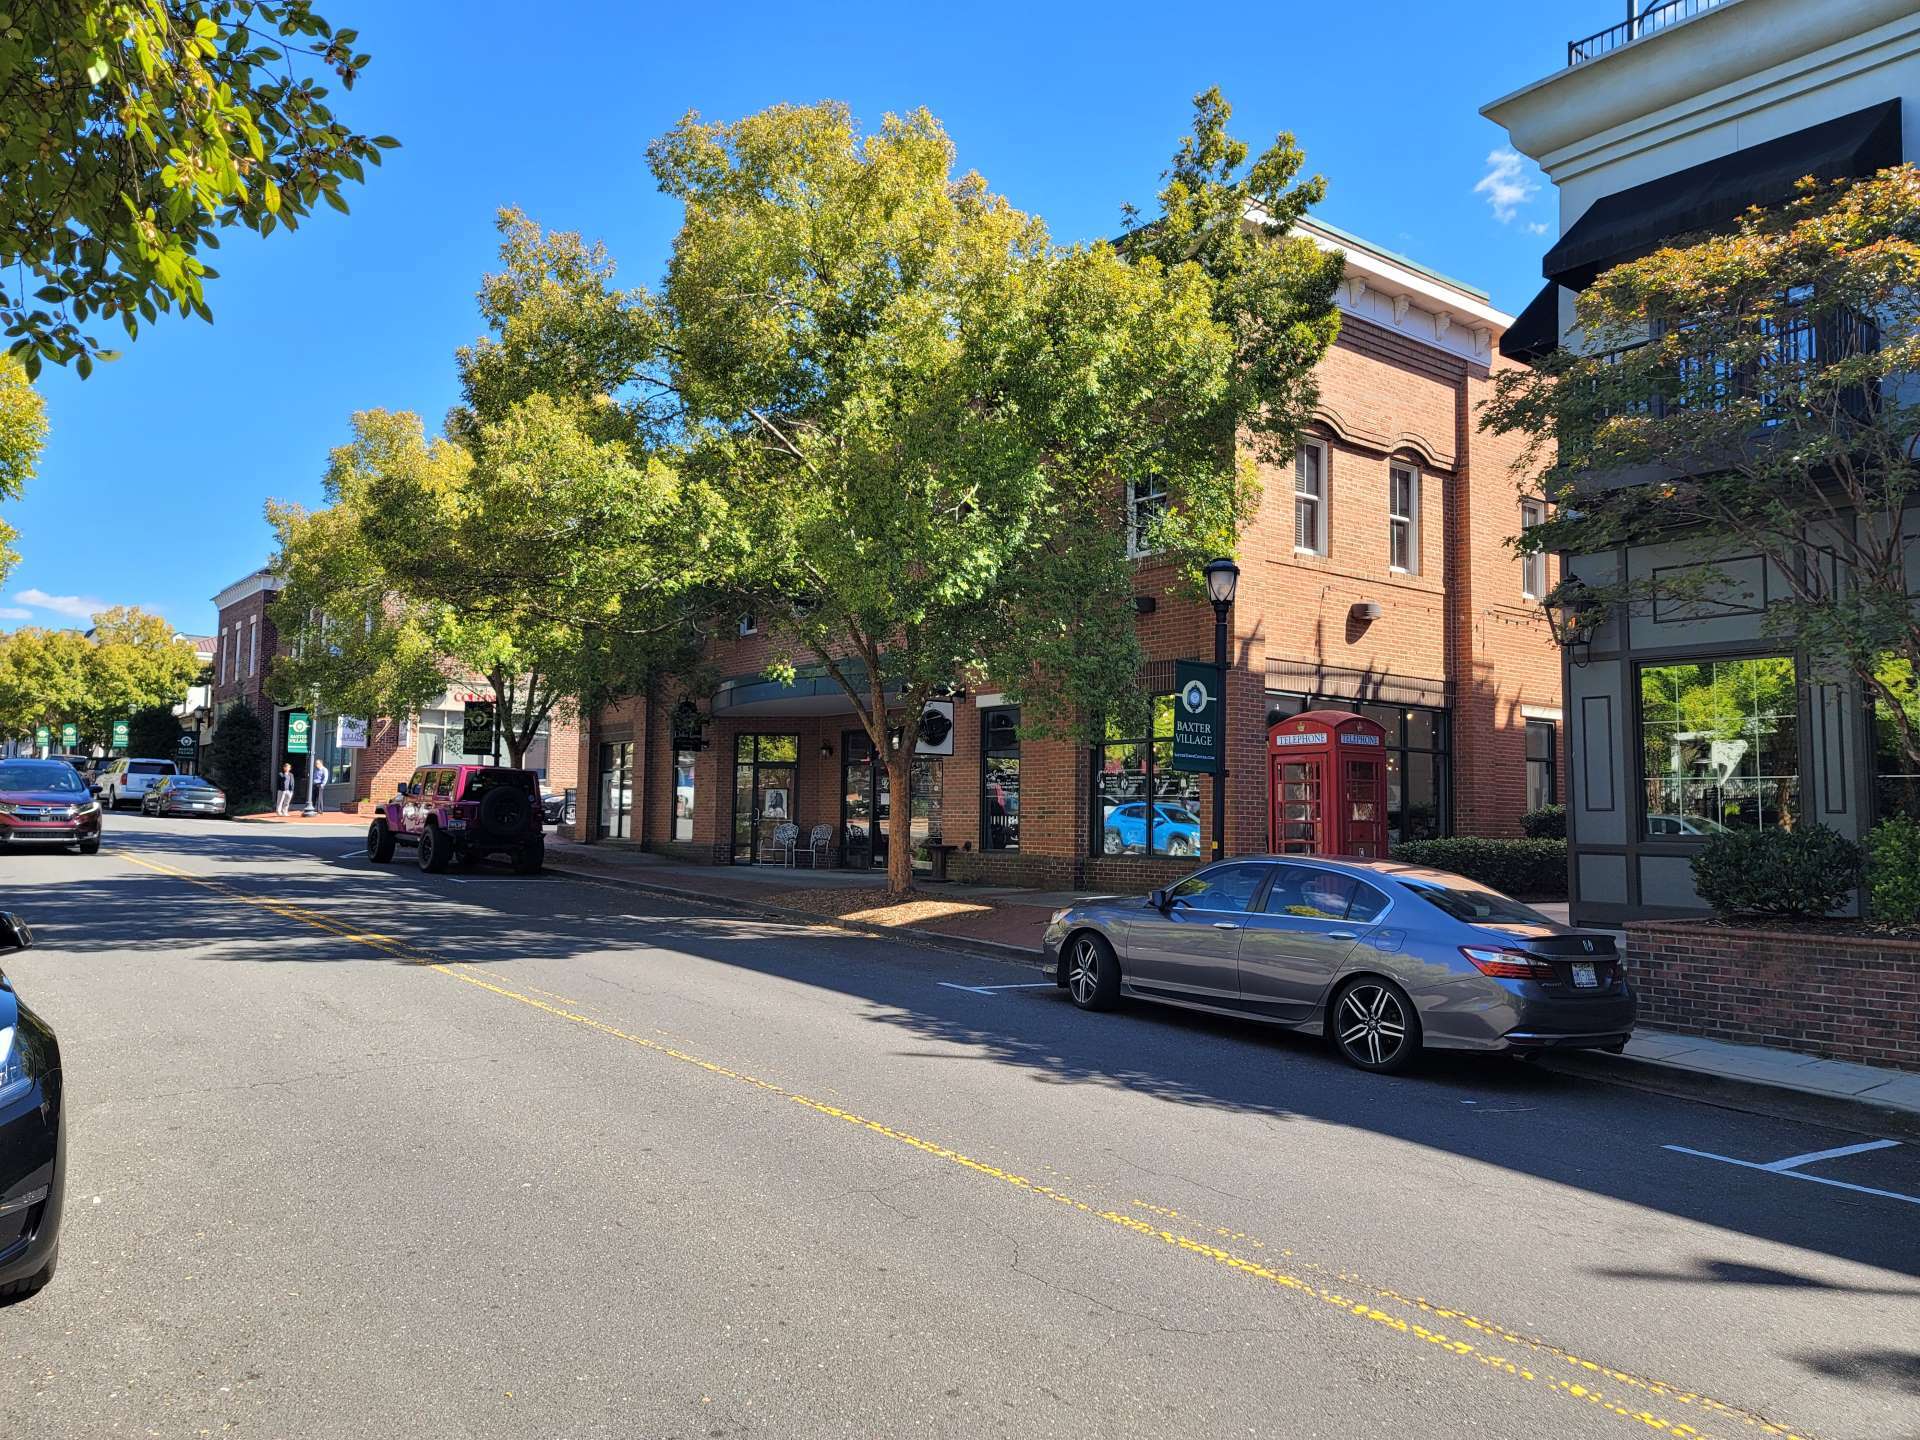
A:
0;0;1575;637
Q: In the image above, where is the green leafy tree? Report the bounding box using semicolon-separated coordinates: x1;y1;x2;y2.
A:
79;607;202;746
206;697;270;806
0;359;48;581
645;93;1340;893
1484;165;1920;787
127;703;184;759
0;626;94;742
1;2;398;377
269;212;704;765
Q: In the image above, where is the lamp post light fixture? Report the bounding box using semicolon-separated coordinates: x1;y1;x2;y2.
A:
1542;574;1602;667
1203;557;1240;861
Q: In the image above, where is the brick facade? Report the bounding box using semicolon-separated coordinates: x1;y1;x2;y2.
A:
576;227;1567;888
1627;920;1920;1073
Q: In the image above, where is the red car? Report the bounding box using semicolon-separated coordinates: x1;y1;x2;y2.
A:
366;763;544;874
0;759;103;855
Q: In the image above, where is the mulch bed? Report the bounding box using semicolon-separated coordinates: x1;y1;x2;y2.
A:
759;887;995;929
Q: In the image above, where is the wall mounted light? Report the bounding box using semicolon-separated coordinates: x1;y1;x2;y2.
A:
1350;600;1384;622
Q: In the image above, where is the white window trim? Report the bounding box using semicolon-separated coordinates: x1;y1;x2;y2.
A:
1126;474;1169;559
1294;439;1328;557
219;626;229;685
248;618;258;676
1520;499;1547;600
1388;461;1420;575
737;612;757;636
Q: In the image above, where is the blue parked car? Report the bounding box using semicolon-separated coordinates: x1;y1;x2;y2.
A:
1101;802;1201;857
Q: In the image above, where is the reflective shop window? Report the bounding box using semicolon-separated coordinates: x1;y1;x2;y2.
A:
982;707;1020;851
1092;695;1201;859
1639;657;1798;836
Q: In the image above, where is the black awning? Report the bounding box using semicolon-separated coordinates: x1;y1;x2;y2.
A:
1500;282;1561;364
1543;99;1903;290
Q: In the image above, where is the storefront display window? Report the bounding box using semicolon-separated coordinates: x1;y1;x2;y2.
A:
672;746;698;842
733;733;800;863
982;707;1020;851
1092;695;1202;858
598;740;633;840
1639;657;1798;835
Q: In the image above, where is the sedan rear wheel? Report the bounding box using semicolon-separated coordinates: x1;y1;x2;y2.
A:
1332;977;1420;1074
1065;933;1121;1011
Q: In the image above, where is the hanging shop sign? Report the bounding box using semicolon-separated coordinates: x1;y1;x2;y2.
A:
1170;660;1223;775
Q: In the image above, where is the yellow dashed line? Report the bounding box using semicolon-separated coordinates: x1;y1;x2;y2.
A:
115;850;1816;1440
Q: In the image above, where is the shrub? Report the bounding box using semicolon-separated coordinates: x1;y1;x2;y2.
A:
1690;824;1859;919
1390;837;1567;898
1522;804;1566;839
205;699;270;810
126;704;182;760
1864;816;1920;926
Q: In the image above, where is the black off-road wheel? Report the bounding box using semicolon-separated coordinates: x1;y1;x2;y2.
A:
367;819;395;863
511;838;545;875
416;823;451;873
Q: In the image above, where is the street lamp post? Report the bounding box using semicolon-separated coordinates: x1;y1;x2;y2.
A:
301;692;319;817
1203;557;1240;862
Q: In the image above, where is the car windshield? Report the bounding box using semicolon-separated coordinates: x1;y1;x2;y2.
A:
1403;882;1555;927
130;761;174;775
0;762;86;793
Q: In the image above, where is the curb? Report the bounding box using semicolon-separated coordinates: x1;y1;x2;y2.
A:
1540;1048;1920;1140
545;862;1052;972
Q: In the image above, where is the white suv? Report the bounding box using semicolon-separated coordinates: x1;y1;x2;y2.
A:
98;757;178;810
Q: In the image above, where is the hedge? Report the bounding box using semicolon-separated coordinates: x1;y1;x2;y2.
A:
1390;837;1568;899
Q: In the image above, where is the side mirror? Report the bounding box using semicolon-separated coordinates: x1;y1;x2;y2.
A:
1147;889;1169;912
0;912;34;953
89;783;102;796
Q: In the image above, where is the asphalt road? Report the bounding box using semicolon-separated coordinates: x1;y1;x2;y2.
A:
1;815;1916;1439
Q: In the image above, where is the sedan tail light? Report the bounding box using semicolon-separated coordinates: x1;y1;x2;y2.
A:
1460;946;1554;982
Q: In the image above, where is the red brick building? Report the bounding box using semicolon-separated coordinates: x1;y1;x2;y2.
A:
208;567;582;815
574;222;1562;886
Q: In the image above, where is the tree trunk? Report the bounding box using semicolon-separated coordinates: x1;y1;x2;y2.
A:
884;744;913;897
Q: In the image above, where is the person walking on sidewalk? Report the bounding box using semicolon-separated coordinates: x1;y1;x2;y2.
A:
275;762;295;816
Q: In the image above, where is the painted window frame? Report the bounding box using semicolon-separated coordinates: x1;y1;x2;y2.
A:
1525;717;1557;811
1127;473;1169;559
981;705;1021;852
1520;498;1547;600
1388;461;1420;574
1294;440;1328;556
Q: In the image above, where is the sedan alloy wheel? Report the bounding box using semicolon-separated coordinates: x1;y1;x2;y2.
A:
1334;979;1417;1073
1066;934;1119;1011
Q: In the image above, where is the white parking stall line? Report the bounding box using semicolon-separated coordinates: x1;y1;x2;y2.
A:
937;981;1056;995
1662;1144;1920;1207
1756;1139;1900;1172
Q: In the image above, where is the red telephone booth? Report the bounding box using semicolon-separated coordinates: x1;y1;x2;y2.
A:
1267;709;1390;858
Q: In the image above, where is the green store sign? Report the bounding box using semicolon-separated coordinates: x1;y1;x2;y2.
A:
286;711;311;755
111;719;129;749
60;723;77;748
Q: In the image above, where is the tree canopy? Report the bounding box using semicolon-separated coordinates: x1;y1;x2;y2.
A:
1483;164;1920;776
645;91;1341;891
0;1;396;377
0;606;200;746
0;358;48;581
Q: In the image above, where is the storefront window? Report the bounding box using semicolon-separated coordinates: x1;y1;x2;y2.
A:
598;740;633;840
982;707;1020;851
1639;657;1798;835
1526;719;1557;811
1092;695;1202;858
416;705;551;775
1267;694;1448;842
1873;655;1920;821
672;746;698;842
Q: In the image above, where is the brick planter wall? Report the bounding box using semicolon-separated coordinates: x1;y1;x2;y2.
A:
1625;920;1920;1073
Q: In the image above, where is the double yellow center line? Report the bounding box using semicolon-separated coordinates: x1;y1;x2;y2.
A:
114;850;1814;1440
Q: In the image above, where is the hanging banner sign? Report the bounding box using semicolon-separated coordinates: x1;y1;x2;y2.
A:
335;716;368;749
111;719;129;749
915;699;955;756
60;723;77;747
286;711;311;755
462;701;496;757
1170;660;1224;774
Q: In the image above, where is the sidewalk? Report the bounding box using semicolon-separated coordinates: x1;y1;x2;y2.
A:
541;839;1920;1121
234;809;364;825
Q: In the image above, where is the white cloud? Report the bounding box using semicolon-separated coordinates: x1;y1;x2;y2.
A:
1526;221;1552;237
0;606;31;621
1474;149;1541;225
15;588;106;619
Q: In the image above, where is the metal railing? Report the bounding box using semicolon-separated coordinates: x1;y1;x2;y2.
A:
1568;0;1733;67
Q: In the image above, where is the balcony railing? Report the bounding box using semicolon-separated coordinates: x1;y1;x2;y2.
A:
1568;0;1733;67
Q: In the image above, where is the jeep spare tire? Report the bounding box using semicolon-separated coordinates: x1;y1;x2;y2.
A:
479;785;531;833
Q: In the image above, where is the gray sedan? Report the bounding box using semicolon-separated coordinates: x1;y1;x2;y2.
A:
1042;856;1634;1074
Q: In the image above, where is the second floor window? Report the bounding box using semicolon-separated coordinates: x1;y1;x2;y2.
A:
1520;499;1546;600
248;620;258;676
738;612;757;636
1389;463;1419;573
1295;441;1327;555
1127;474;1167;557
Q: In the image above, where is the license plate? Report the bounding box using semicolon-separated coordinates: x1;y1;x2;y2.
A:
1571;962;1598;989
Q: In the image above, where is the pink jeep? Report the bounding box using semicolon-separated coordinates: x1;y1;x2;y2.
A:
366;764;544;874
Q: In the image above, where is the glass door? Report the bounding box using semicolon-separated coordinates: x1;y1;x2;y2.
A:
732;733;800;863
842;732;875;869
840;734;944;872
597;741;633;840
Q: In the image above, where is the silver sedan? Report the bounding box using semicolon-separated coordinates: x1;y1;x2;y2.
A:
1042;856;1634;1074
